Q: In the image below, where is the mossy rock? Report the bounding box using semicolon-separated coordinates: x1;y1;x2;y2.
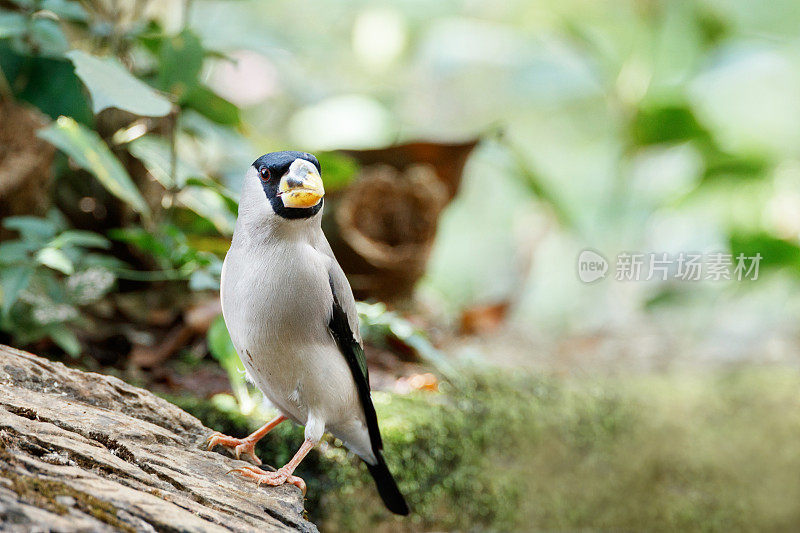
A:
0;344;316;532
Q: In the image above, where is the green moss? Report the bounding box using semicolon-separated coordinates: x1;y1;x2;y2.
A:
166;367;800;532
0;434;133;531
170;370;552;531
0;469;134;532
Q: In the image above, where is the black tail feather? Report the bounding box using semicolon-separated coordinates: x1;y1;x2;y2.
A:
365;452;409;515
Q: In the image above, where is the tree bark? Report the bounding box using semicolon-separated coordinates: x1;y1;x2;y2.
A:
0;345;317;533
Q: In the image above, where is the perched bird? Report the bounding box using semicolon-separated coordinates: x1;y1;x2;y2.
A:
207;151;409;515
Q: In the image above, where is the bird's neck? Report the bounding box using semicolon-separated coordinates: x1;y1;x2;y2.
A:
236;209;323;248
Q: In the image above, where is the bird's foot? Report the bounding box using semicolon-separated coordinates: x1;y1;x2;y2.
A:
229;465;307;495
206;432;261;465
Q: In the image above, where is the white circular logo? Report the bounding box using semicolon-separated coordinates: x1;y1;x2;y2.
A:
577;249;608;283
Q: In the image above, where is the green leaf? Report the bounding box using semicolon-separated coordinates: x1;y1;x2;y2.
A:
66;50;172;116
189;269;219;291
127;134;204;189
206;315;257;413
36;247;74;274
30;17;68;57
49;230;110;250
49;325;81;356
13;55;94;125
356;301;457;379
730;232;800;273
81;252;127;270
703;151;769;182
176;185;236;235
109;227;171;259
0;12;27;38
1;265;33;316
207;315;240;373
183;85;241;126
316;152;359;192
157;29;204;102
38;116;151;215
0;241;36;264
2;216;58;241
135;21;164;54
40;0;89;22
630;104;711;146
189;255;222;291
207;315;258;415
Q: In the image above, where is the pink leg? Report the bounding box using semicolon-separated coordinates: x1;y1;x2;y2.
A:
230;439;315;494
207;415;287;465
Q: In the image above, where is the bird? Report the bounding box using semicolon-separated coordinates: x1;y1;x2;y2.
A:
207;150;409;516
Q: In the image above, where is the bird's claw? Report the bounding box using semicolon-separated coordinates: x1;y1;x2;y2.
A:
206;432;262;465
229;465;307;495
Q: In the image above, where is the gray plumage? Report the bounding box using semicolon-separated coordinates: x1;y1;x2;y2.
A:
222;164;372;459
221;153;408;515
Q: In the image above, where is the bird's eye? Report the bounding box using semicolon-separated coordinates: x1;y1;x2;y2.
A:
259;167;270;182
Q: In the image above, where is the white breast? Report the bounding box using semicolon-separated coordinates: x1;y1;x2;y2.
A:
220;231;363;440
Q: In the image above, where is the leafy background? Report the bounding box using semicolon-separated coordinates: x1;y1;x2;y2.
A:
2;0;800;531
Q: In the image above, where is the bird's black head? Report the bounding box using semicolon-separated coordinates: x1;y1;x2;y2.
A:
252;151;324;220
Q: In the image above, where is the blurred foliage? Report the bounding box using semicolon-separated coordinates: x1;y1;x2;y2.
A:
0;0;250;349
401;0;800;343
40;116;151;215
2;0;797;353
175;365;800;532
0;212;115;354
356;301;454;377
206;314;257;414
108;224;222;287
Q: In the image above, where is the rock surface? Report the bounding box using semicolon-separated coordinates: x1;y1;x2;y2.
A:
0;345;317;532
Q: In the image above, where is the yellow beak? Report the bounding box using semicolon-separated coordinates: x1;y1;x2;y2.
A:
278;160;325;208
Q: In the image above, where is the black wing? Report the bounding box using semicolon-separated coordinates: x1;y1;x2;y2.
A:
327;273;410;515
327;274;383;452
